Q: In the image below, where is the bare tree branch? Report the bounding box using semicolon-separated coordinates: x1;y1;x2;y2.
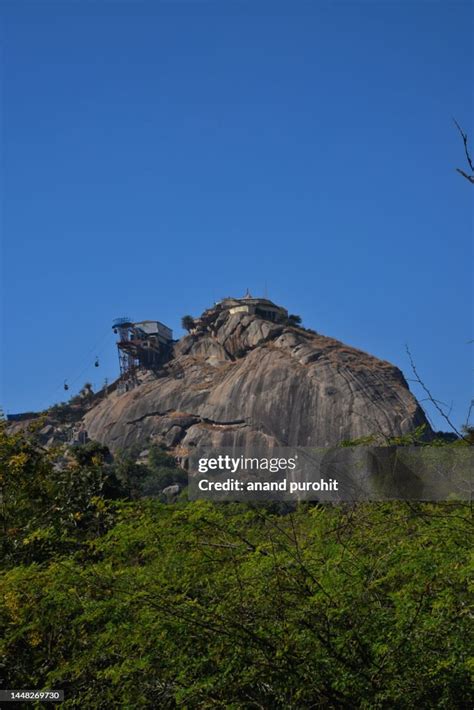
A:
465;399;474;429
453;118;474;183
405;344;465;439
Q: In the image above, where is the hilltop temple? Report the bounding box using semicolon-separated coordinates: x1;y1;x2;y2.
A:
216;290;288;323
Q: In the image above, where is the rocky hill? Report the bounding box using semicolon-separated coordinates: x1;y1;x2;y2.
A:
76;301;430;456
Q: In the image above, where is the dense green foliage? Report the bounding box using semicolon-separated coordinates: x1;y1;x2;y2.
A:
113;444;187;498
181;315;195;332
1;424;473;708
287;314;302;326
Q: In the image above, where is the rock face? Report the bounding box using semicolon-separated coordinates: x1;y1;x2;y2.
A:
83;304;430;455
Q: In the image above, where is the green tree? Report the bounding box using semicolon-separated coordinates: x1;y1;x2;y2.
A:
1;420;472;708
70;440;111;466
0;423;124;565
2;498;472;707
181;315;195;332
287;313;302;326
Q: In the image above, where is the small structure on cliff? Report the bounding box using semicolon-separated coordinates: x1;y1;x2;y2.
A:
217;291;288;323
190;291;289;334
112;317;173;391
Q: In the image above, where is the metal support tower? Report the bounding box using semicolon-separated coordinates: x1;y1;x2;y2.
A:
112;317;138;392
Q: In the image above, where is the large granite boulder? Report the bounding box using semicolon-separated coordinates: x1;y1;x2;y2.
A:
83;306;430;455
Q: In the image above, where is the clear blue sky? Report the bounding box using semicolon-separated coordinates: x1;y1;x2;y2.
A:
1;1;472;432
